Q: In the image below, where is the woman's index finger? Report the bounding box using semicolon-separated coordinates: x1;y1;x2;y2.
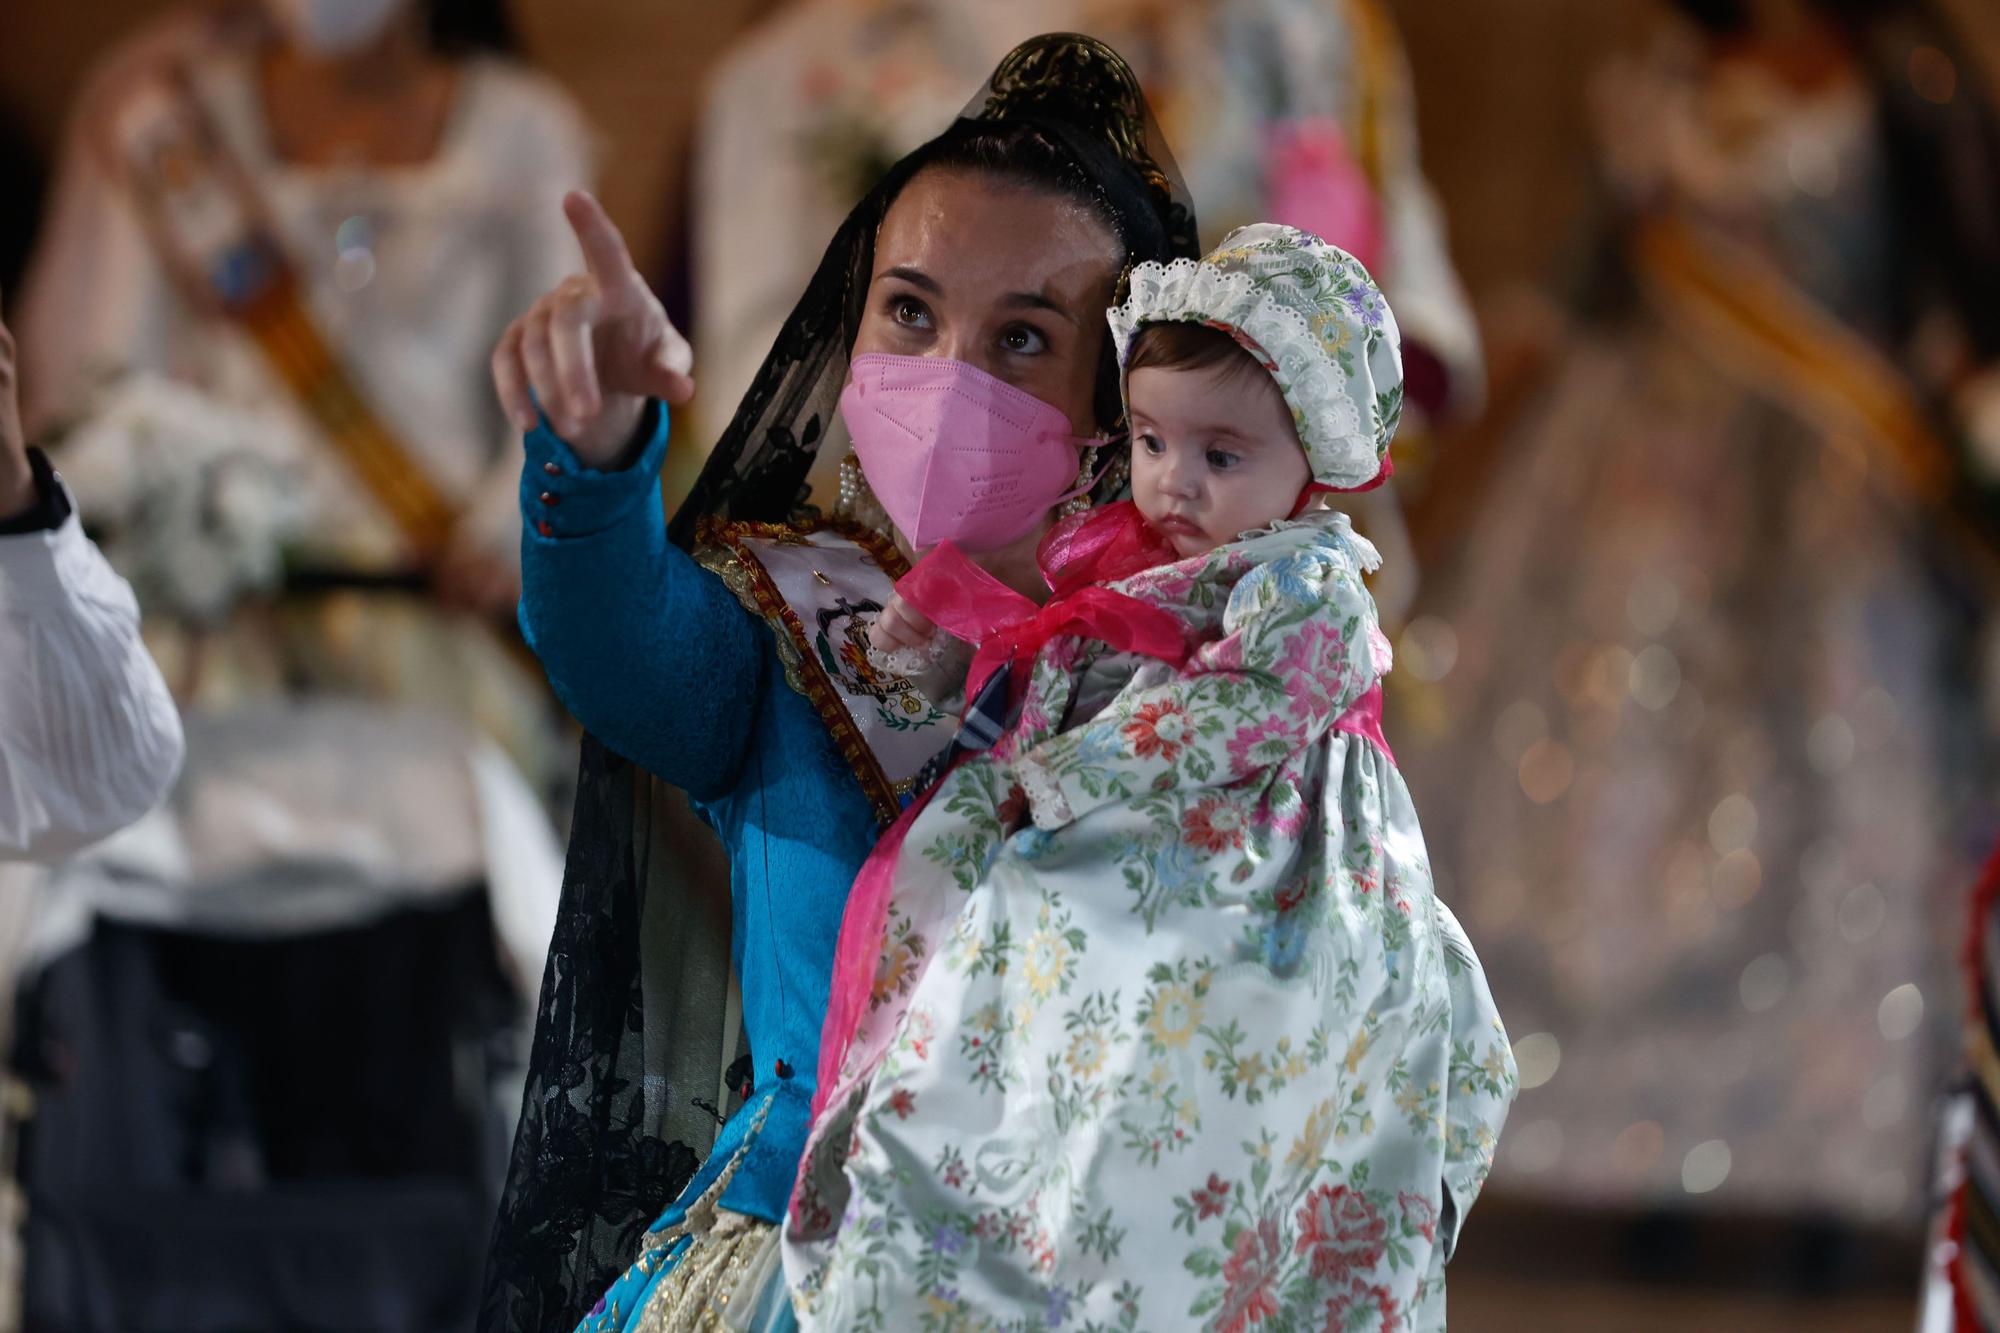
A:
563;191;637;285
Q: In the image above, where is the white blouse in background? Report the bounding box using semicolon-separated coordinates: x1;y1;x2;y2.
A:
0;492;183;863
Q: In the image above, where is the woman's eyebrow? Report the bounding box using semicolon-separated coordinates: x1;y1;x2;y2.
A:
876;265;942;294
999;290;1080;327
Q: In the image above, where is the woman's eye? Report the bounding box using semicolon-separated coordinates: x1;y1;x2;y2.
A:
1000;324;1048;355
891;297;931;329
1206;449;1241;471
1138;433;1165;456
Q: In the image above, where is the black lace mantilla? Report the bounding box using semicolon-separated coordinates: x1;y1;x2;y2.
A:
478;741;740;1333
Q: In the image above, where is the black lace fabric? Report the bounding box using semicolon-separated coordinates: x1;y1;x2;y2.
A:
479;34;1198;1333
480;741;743;1333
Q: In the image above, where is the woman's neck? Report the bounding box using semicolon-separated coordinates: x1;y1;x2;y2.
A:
979;526;1055;605
260;15;458;168
274;8;429;94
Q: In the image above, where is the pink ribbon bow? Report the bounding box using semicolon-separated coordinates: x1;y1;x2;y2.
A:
899;540;1191;708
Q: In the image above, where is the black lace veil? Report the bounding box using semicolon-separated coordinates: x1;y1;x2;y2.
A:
479;34;1197;1333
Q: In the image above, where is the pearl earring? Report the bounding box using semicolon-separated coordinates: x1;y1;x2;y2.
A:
835;451;891;534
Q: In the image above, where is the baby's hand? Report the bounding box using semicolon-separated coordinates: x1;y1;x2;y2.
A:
869;592;938;656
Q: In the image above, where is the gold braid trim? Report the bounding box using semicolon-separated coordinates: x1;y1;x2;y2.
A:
629;1092;778;1333
631;1213;776;1333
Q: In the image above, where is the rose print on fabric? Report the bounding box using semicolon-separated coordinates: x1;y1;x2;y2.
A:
1227;716;1303;775
1324;1278;1402;1333
1216;1216;1285;1333
1295;1185;1387;1285
1182;796;1251;854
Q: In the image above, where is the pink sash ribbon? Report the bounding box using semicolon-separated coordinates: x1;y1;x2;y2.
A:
1332;681;1393;762
812;770;941;1118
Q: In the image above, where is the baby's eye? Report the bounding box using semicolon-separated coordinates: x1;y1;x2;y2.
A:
1138;433;1165;456
1206;448;1242;471
1000;323;1049;355
891;296;932;329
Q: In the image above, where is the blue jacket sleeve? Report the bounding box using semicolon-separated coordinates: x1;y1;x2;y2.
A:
517;401;766;798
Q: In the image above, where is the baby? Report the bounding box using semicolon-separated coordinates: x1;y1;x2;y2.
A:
789;225;1515;1333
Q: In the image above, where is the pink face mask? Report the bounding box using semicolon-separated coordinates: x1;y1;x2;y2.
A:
840;353;1095;553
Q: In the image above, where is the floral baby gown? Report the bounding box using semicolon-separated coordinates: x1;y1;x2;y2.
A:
785;512;1516;1332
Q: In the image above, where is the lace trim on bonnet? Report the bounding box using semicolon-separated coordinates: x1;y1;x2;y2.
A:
1107;223;1405;490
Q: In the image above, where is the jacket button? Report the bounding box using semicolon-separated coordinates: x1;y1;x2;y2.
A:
539;491;560;507
536;520;553;538
542;461;561;477
774;1060;793;1080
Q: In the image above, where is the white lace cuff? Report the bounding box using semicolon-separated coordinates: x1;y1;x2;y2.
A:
1015;753;1074;831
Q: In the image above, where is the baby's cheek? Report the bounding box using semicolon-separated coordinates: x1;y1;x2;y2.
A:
1221;480;1293;539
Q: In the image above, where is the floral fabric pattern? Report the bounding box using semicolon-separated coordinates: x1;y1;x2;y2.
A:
783;514;1515;1331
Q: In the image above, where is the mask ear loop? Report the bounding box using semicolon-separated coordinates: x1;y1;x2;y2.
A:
1059;451;1117;518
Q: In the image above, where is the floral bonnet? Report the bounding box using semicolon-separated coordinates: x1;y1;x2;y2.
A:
1107;223;1404;490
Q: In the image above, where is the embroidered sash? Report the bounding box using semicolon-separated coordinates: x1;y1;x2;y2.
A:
1634;212;1951;505
693;517;953;825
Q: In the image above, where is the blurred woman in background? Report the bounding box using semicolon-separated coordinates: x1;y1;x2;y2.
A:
5;1;591;1326
1400;0;2000;1231
16;0;581;982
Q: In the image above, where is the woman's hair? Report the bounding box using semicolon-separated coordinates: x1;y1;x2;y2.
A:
424;0;520;56
878;118;1174;432
1124;321;1275;397
907;123;1131;251
1667;0;1756;34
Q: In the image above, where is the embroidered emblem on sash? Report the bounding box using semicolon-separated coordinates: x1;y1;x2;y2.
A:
695;517;951;823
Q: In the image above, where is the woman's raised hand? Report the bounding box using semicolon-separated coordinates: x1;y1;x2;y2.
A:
493;191;695;467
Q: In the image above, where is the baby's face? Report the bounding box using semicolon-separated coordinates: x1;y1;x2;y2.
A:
1127;363;1311;558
